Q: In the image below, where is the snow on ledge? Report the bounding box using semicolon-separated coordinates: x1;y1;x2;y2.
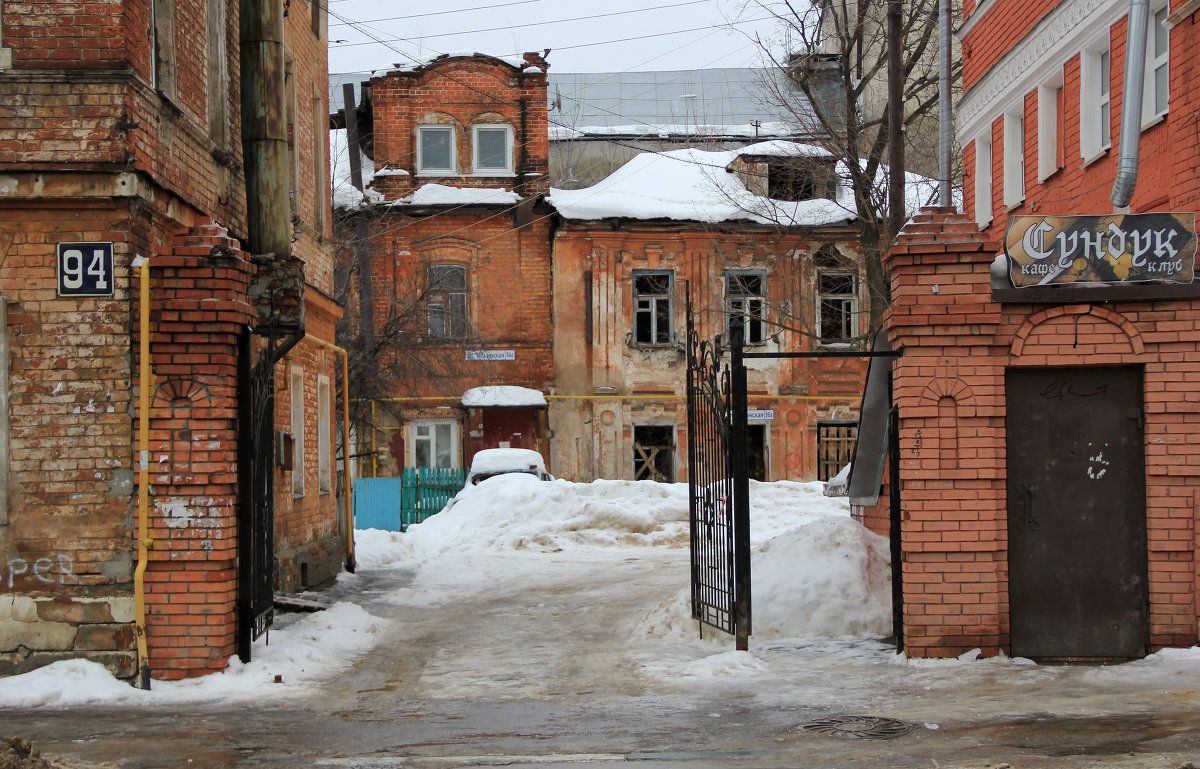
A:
462;385;547;408
410;183;521;206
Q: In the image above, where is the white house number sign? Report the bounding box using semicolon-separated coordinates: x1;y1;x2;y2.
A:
57;242;114;297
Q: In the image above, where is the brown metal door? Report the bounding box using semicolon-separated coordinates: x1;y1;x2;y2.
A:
1006;367;1147;659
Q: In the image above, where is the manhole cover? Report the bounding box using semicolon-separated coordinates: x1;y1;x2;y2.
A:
800;715;916;740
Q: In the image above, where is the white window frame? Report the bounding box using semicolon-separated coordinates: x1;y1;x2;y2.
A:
725;270;768;345
471;124;514;175
290;367;305;497
1003;108;1025;210
408;420;460;469
632;270;674;346
1143;2;1169;127
816;268;858;345
1080;39;1111;164
417;125;455;175
317;375;331;494
1037;72;1064;182
973;133;993;228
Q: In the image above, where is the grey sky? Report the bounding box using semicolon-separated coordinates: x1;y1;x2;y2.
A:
327;0;786;75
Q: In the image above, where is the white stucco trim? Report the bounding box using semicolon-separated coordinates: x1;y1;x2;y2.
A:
957;0;1126;144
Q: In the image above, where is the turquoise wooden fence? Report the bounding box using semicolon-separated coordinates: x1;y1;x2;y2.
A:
353;467;466;531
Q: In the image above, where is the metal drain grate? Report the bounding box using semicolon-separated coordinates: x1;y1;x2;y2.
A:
800;715;916;740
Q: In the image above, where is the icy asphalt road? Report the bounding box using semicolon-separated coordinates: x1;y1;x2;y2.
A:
5;551;1200;769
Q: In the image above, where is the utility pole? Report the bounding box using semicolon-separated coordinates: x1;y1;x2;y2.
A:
887;0;905;241
241;0;291;257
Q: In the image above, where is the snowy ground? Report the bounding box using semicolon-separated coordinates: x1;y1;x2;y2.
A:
3;476;1199;722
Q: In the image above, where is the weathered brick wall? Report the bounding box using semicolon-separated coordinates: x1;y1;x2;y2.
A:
550;223;867;482
881;208;1200;657
368;56;550;200
0;202;138;677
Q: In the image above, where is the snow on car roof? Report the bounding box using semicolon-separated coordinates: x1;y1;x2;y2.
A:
469;447;547;473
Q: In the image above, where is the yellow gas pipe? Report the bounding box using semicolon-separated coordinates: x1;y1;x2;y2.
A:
303;334;356;571
134;256;154;689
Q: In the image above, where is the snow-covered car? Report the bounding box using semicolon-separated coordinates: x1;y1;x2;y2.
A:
466;448;553;485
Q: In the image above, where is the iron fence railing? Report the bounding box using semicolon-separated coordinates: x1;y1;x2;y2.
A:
354;467;466;531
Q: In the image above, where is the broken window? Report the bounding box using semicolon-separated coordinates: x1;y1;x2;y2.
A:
768;163;817;201
426;264;468;340
815;247;858;343
472;124;512;174
633;425;675;482
418;125;455;174
725;270;767;345
633;271;673;345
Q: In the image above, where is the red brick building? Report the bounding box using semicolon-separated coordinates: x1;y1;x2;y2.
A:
338;54;869;483
338;54;556;475
0;0;346;680
863;0;1200;658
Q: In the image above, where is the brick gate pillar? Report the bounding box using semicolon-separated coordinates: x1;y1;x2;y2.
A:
883;208;1009;657
139;222;255;679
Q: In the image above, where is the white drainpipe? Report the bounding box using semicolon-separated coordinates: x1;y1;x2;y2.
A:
1111;0;1150;208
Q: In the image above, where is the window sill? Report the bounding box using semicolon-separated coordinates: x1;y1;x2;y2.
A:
471;170;516;178
1140;112;1167;132
1081;145;1110;168
416;170;457;177
1004;198;1025;213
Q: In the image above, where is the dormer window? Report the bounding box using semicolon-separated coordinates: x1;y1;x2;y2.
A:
472;124;513;175
418;125;455;174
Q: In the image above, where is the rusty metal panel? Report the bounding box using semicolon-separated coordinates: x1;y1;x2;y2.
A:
1005;367;1148;659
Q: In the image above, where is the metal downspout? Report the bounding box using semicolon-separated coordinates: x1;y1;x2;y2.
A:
938;0;953;207
1112;0;1151;208
134;256;154;690
303;334;356;572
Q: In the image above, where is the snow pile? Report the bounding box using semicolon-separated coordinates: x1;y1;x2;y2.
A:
397;475;890;642
0;603;387;707
750;516;890;639
403;475;691;556
410;183;521;206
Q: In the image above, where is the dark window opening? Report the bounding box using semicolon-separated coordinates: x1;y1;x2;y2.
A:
633;271;673;345
633;425;675;482
768;164;817;201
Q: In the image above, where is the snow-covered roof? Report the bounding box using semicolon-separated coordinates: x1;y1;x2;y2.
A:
547;143;855;226
461;385;547;408
408;184;521;207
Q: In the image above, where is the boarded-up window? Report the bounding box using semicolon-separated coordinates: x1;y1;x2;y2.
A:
633;425;675;482
817;421;857;481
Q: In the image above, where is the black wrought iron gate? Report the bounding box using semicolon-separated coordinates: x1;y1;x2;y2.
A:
237;327;278;662
686;299;752;650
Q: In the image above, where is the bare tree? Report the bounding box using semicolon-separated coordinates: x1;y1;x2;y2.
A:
739;0;961;329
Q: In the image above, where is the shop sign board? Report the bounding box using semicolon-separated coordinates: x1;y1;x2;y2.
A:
1004;213;1196;288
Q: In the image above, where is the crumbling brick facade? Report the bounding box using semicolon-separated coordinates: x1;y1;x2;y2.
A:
0;0;344;680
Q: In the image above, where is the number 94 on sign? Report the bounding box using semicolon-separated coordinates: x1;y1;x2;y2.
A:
56;242;114;297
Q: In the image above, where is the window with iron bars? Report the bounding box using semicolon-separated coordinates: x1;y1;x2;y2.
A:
725;270;767;345
633;271;673;345
426;264;468;340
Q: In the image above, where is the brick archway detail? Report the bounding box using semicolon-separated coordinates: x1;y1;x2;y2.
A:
1011;305;1144;359
920;377;975;405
